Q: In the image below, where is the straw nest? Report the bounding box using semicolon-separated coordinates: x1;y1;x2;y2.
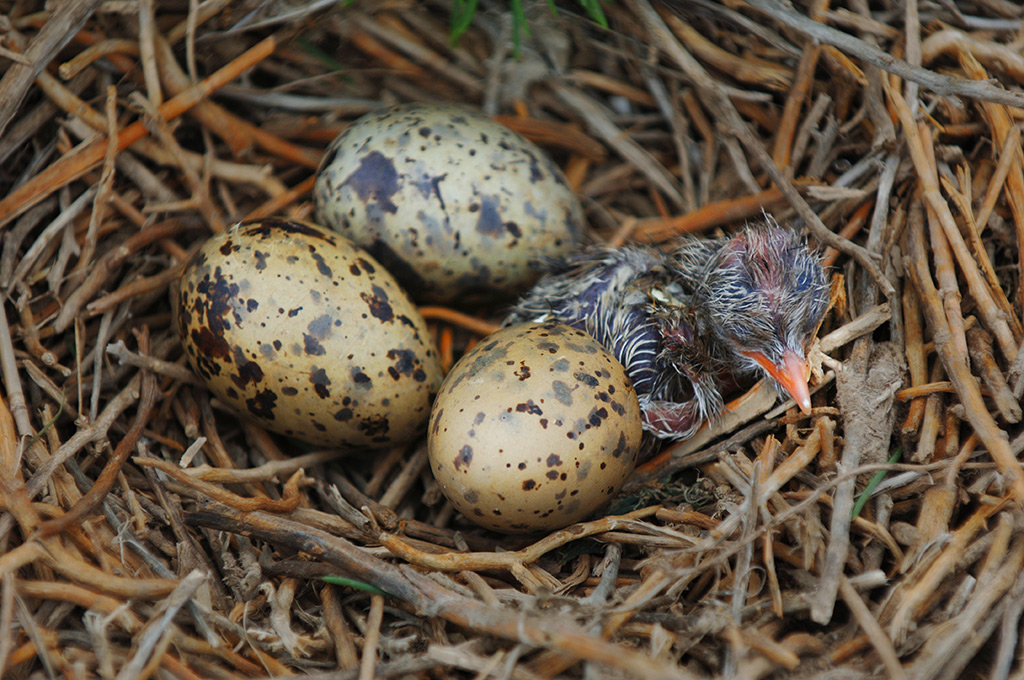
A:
0;1;1023;678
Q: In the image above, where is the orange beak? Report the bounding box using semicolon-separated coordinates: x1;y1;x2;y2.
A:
743;348;812;414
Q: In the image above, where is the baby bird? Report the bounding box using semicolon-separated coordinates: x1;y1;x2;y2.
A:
504;218;829;441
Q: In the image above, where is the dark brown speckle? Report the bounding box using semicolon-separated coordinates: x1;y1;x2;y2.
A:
454;445;473;471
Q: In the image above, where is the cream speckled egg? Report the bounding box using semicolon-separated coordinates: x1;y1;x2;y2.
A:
313;103;585;304
428;323;641;533
176;218;443;449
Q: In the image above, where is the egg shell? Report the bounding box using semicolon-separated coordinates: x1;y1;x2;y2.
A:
176;218;443;449
428;322;641;533
313;103;585;304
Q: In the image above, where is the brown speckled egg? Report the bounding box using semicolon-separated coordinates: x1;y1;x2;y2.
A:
428;322;641;533
176;218;443;449
313;103;584;304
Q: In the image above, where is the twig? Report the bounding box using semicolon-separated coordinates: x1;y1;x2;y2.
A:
183;450;343;484
1008;343;1024;400
957;51;1024;314
115;570;205;680
660;10;792;91
921;28;1024;84
183;504;692;680
0;299;32;438
6;185;98;290
0;35;278;231
153;33;320;168
838;576;907;680
550;81;686;211
771;0;828;173
943;167;1022;339
135;457;303;513
52;218;187;332
966;327;1022;423
349;13;483;95
974;126;1020;233
37;69;289;196
887;78;1019;360
37;331;157;538
626;0;895;298
0;0;107;138
902;537;1024;678
418;307;500;336
357;595;385;680
744;0;1024;109
904;199;1024;506
244;175;316;221
105;340;197;384
86;256;192;318
378;507;659;572
631;183;808;242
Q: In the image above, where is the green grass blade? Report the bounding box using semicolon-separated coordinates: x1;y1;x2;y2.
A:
322;575;394;597
851;447;902;520
580;0;609;28
445;1;612;55
450;0;479;46
510;0;529;58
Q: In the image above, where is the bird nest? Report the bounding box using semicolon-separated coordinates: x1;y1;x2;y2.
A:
1;1;1023;678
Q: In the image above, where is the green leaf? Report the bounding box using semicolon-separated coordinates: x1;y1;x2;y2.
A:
322;575;394;597
511;0;529;58
445;1;613;56
580;0;609;28
450;0;479;47
25;394;65;451
851;447;902;520
511;0;530;38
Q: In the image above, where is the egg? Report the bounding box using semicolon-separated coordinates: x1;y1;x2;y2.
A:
428;322;641;533
313;103;585;304
175;218;443;449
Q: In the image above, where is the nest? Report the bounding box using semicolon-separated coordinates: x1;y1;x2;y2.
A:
1;1;1023;678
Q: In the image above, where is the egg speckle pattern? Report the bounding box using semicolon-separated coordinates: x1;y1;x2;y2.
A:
176;218;443;449
314;103;585;303
428;323;641;533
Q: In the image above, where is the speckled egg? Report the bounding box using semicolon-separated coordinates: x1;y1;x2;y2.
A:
175;218;443;449
313;103;585;304
428;322;641;533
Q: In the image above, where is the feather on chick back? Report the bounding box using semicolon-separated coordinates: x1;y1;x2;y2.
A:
505;216;829;443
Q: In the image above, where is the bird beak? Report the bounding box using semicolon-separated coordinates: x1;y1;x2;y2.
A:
742;349;813;414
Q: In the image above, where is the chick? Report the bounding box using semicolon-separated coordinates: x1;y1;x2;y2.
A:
504;218;829;441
